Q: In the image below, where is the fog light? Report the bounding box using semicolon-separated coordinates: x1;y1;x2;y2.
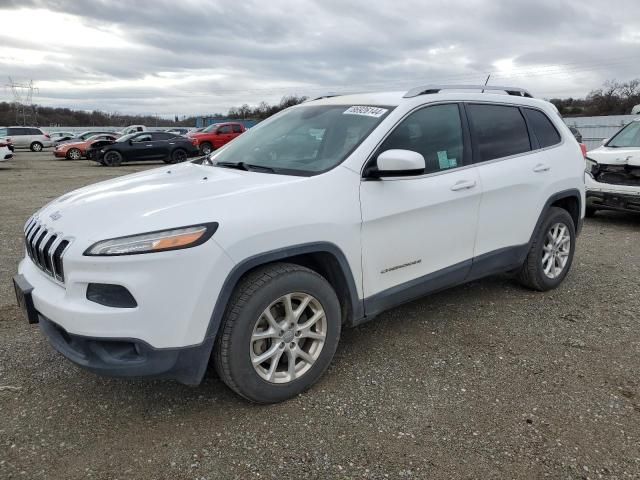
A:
87;283;137;308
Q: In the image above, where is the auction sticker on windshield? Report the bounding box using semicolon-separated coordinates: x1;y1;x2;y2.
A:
343;106;388;118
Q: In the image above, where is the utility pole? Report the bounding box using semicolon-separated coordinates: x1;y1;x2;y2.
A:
4;77;39;126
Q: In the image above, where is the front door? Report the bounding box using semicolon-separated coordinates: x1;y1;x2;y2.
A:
360;103;482;315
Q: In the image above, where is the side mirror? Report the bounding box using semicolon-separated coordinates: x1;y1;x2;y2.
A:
367;149;425;178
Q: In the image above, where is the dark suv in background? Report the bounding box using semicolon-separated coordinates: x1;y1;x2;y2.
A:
95;131;200;166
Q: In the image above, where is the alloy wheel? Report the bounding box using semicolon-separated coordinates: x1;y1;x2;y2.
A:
542;222;571;279
250;292;327;384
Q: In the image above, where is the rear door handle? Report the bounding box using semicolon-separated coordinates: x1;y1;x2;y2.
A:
450;180;477;191
533;163;550;172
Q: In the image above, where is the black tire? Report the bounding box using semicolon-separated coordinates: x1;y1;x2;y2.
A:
30;142;43;152
166;148;187;164
517;207;576;291
66;148;82;160
200;142;213;155
103;150;123;167
585;206;597;218
214;263;341;404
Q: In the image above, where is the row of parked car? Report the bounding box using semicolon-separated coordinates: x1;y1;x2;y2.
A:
0;121;247;166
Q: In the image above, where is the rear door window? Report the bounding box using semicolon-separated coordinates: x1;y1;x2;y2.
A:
523;108;561;148
466;104;531;162
218;125;233;134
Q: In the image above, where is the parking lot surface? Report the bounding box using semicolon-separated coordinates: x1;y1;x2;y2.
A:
1;152;639;479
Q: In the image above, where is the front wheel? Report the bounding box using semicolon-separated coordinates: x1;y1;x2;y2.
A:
200;142;213;155
214;263;341;403
67;148;82;160
102;150;123;167
517;207;576;291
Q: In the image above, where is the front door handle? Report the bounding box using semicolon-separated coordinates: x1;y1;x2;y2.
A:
533;163;550;172
450;180;477;191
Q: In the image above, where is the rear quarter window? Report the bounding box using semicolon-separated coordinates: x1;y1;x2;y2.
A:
523;108;561;148
467;104;531;162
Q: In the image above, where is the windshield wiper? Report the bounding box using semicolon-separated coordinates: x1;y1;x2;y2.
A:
215;161;276;173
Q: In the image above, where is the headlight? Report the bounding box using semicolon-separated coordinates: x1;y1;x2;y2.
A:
84;223;218;256
585;157;598;177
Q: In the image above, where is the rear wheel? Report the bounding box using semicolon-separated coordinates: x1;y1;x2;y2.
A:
103;150;123;167
200;142;213;155
66;148;82;160
214;263;341;403
517;207;576;291
30;142;43;152
166;148;187;164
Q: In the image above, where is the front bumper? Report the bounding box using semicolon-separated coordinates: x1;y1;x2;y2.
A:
53;150;67;158
585;174;640;214
38;314;214;385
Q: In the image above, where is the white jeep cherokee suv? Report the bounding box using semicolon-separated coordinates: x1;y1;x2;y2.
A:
585;118;640;216
13;85;585;403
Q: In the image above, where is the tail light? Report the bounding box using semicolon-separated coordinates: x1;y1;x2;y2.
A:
0;142;6;147
191;137;199;146
579;143;587;158
44;134;51;139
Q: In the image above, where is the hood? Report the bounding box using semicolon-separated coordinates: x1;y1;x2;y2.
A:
34;162;302;242
588;145;640;167
58;140;84;148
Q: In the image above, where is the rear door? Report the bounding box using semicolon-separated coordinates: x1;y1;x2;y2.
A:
466;103;561;267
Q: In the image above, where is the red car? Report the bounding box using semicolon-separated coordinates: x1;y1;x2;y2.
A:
188;122;245;154
53;134;118;160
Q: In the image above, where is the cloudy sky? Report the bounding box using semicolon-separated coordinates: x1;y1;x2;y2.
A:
0;0;639;117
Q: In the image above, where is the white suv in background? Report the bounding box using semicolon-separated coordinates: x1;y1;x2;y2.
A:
0;126;53;151
585;118;640;216
14;85;585;403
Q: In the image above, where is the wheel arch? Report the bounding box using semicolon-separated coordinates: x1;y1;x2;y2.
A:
530;189;583;242
205;242;363;342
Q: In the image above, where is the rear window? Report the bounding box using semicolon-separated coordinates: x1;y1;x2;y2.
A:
232;124;243;133
467;104;531;162
523;108;561;148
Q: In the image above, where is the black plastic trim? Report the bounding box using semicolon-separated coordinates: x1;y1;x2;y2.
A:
84;222;219;256
204;242;364;340
38;315;214;385
362;259;472;320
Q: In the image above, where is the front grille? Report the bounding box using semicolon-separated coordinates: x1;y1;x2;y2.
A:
594;164;640;187
24;217;70;283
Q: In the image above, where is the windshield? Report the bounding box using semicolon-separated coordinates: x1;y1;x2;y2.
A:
202;123;221;133
608;121;640;148
116;133;137;143
208;105;392;175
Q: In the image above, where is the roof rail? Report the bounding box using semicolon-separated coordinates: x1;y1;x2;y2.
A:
403;84;534;99
308;92;361;102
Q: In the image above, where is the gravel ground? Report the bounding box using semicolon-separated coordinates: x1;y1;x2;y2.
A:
1;151;639;479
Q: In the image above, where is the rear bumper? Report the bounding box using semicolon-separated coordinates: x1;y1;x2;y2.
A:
38;314;214;385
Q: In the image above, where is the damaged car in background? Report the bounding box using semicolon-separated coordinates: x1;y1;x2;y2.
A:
585;118;640;216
